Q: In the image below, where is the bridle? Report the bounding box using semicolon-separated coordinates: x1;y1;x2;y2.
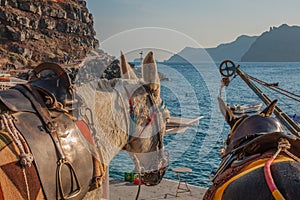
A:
124;84;169;186
124;85;166;144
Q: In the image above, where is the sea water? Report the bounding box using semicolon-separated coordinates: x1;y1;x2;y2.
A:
109;62;300;187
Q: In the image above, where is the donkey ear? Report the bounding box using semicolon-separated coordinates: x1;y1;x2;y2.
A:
120;51;137;79
260;100;277;117
142;51;160;97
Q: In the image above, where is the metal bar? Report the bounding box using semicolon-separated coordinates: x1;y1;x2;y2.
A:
235;66;300;137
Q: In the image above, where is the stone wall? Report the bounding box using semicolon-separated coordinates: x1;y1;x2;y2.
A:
0;0;99;69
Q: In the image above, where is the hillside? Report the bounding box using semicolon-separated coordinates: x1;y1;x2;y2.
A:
166;47;209;63
166;35;257;63
241;24;300;62
207;35;257;62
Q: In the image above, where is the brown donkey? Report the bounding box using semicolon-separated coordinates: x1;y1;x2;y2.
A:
204;85;300;200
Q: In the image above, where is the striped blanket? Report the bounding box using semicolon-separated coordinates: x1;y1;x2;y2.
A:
0;130;45;200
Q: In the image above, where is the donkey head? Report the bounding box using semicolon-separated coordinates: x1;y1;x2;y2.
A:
120;51;170;186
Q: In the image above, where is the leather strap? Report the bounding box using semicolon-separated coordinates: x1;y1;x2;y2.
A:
14;84;54;133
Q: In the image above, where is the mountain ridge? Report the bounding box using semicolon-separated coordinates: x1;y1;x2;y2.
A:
167;35;257;63
241;24;300;62
167;24;300;63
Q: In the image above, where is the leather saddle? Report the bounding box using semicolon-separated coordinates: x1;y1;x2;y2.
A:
212;115;300;182
225;115;300;159
28;62;79;111
0;63;95;200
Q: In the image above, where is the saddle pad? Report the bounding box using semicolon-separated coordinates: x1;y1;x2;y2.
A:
0;134;44;200
0;89;36;113
13;112;93;200
213;156;294;200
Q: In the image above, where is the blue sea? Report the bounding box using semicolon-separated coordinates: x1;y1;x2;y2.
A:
109;62;300;187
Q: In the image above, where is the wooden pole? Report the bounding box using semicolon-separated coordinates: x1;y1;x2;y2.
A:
234;66;300;137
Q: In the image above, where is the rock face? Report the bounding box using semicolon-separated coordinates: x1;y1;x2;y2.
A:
0;0;99;69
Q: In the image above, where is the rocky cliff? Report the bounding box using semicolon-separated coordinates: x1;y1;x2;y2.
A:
0;0;99;69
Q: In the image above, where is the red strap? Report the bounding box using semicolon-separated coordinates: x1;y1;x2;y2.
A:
264;157;277;192
150;112;156;125
75;120;94;145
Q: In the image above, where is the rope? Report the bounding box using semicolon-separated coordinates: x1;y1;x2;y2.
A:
247;74;299;115
264;138;300;200
22;168;30;200
248;74;300;102
1;114;33;198
1;114;33;167
264;142;285;200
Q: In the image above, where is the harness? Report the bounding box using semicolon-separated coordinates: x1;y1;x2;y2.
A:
205;127;300;200
124;85;166;144
212;138;300;200
214;155;294;200
263;138;300;200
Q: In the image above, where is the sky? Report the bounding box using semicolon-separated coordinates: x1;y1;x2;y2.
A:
85;0;300;60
